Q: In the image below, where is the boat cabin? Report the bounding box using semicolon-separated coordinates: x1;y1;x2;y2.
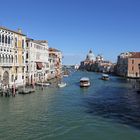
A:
80;77;90;87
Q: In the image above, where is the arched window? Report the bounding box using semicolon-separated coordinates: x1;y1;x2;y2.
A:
4;55;6;63
2;35;4;43
11;56;13;63
5;35;7;44
6;55;9;63
1;55;3;63
0;35;1;43
8;36;10;44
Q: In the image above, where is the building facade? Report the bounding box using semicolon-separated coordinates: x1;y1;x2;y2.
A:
116;52;140;78
0;26;63;88
79;50;114;73
26;39;49;84
0;27;26;87
48;48;62;79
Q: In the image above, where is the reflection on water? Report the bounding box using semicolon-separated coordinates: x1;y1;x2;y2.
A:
0;71;140;140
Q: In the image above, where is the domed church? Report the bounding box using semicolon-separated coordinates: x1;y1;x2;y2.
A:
86;50;95;61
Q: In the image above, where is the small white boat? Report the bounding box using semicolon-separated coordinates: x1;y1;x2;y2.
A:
101;74;109;80
63;75;69;77
36;82;50;86
80;77;90;87
58;82;67;88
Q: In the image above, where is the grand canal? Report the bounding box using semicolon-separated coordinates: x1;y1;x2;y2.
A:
0;71;140;140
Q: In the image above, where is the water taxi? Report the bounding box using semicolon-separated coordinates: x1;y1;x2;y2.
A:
101;74;109;80
58;82;67;88
80;77;90;87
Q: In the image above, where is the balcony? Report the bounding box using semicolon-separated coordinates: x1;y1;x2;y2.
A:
0;63;13;67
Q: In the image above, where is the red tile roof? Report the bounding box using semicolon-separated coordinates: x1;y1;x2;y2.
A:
130;52;140;58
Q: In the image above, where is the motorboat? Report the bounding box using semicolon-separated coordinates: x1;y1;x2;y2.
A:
58;82;67;88
101;74;109;80
80;77;90;87
36;82;50;87
63;74;69;77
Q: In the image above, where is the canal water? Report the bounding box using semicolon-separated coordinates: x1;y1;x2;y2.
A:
0;71;140;140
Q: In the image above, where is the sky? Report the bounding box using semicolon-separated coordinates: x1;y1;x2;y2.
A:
0;0;140;65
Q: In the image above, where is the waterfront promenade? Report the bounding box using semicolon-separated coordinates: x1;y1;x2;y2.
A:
0;71;140;140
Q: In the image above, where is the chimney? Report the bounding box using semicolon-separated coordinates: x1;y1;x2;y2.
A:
18;28;22;33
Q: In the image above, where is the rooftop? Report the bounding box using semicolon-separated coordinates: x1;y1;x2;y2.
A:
0;26;26;36
49;48;61;52
130;52;140;58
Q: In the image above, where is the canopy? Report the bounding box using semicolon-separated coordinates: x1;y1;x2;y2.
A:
36;62;43;70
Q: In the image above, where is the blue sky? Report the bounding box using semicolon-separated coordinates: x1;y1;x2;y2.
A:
0;0;140;64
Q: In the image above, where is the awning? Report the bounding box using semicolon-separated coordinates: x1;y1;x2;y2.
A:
36;62;43;70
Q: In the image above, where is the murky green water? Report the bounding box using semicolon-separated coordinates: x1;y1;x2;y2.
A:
0;71;140;140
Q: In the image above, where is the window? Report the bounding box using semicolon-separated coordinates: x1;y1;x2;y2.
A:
22;40;24;48
22;67;24;73
8;36;10;44
2;35;4;43
16;68;18;73
15;38;17;47
22;56;24;63
15;55;17;63
15;76;17;80
132;60;134;64
26;53;28;59
5;35;7;44
11;56;13;63
26;66;28;72
11;75;14;82
132;66;134;71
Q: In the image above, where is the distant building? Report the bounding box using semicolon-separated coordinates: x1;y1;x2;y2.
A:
74;64;80;70
79;50;96;70
48;48;62;79
116;52;140;78
86;50;95;61
96;54;104;62
79;49;114;73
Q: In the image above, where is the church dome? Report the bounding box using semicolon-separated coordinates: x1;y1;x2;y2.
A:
86;50;95;61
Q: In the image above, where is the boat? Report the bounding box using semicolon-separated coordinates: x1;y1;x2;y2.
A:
101;74;110;80
63;74;69;77
36;82;50;87
63;70;69;77
18;89;35;94
58;82;67;88
80;77;90;87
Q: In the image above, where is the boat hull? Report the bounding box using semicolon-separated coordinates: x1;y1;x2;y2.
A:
80;83;90;87
58;83;66;88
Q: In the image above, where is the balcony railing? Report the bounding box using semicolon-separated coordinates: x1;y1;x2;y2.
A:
0;63;13;67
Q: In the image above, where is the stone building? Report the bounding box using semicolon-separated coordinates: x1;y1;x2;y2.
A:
116;52;140;78
26;39;49;84
0;26;26;87
79;49;114;73
79;50;96;70
48;48;62;79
